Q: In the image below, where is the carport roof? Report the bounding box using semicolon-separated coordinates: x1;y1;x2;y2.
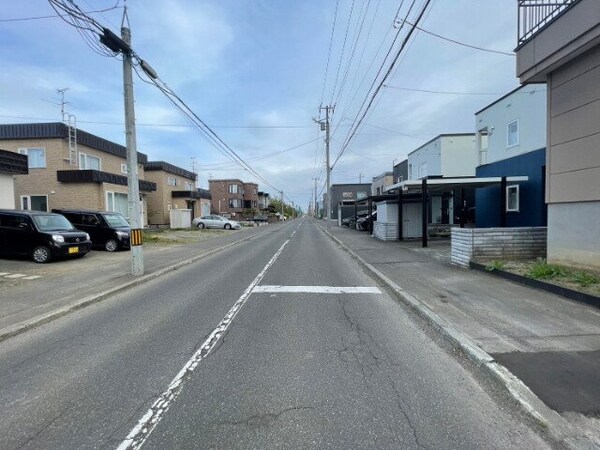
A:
384;176;529;193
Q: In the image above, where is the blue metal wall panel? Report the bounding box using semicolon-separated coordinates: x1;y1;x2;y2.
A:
475;148;547;227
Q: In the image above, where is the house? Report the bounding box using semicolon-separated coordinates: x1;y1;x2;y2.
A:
257;191;270;210
475;84;547;227
393;159;408;184
407;134;476;225
208;179;259;217
0;149;28;209
0;123;156;225
515;0;600;270
371;172;393;195
144;161;204;226
329;183;371;223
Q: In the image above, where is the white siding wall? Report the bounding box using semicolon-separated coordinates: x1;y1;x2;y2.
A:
408;139;441;180
0;174;15;208
440;135;477;177
475;85;546;166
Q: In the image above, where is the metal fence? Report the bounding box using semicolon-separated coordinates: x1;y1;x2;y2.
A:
518;0;580;46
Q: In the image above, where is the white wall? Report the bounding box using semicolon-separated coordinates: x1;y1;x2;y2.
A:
475;85;547;166
0;174;15;208
440;135;477;177
408;139;441;180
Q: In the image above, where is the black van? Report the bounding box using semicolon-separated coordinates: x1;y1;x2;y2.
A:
52;209;131;252
0;209;92;263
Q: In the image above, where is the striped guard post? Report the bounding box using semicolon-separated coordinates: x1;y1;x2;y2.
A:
131;229;143;246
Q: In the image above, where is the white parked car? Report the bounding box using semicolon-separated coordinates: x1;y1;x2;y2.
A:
193;215;241;230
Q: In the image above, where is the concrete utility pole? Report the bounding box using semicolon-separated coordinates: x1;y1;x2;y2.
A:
280;190;284;219
319;105;333;229
359;173;364;184
122;21;144;276
313;177;318;217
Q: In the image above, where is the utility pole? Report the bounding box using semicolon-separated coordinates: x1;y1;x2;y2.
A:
359;173;364;184
320;105;333;228
57;88;69;122
313;177;318;218
121;15;144;276
280;190;284;220
191;156;197;188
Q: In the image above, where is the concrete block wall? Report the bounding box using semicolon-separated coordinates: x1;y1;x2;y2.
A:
374;222;398;241
451;227;547;267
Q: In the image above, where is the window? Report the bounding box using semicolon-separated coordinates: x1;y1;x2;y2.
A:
18;148;46;168
79;153;101;170
229;198;241;208
121;163;128;174
507;120;519;148
408;164;413;179
184;182;194;190
478;128;489;165
228;184;239;194
106;191;129;218
396;175;403;183
506;185;519;212
168;177;177;186
21;195;48;211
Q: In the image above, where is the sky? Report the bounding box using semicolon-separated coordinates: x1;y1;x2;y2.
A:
0;0;521;211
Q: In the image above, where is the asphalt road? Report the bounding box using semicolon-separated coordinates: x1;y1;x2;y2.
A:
0;218;553;449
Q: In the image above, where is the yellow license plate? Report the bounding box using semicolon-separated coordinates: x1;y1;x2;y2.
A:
68;247;79;254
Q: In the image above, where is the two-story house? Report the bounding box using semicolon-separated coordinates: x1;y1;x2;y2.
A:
0;123;156;225
393;159;408;184
0;149;28;209
407;134;476;225
330;183;371;223
475;84;547;227
209;179;256;217
515;0;600;270
371;172;393;195
144;161;208;226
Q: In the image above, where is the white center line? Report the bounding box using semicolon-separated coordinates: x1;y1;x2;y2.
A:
252;285;381;294
117;221;303;450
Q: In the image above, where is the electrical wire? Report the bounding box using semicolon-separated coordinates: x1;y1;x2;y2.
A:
399;19;515;56
319;0;339;107
0;4;121;22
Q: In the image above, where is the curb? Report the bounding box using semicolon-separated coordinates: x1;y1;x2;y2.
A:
320;226;595;450
0;227;272;343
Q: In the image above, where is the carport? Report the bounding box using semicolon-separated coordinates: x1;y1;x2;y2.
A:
385;176;528;247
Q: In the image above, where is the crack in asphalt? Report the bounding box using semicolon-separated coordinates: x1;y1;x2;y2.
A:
216;405;316;428
336;297;429;449
15;406;69;449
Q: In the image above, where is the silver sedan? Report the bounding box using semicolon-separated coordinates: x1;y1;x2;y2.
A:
192;215;241;230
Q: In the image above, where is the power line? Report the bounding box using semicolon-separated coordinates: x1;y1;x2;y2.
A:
0;4;121;23
398;19;515;56
383;85;505;95
319;0;340;106
333;0;432;169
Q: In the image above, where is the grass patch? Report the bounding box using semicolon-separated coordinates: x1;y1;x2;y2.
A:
527;258;566;280
573;271;599;288
485;260;506;271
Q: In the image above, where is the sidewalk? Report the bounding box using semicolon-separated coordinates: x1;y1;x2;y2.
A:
0;224;279;341
325;225;600;448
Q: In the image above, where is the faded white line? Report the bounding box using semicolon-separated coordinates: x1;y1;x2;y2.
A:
117;221;303;450
253;285;381;294
4;274;26;279
22;275;43;280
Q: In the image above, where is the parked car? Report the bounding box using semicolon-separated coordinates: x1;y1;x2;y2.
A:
193;215;241;230
356;211;377;231
52;209;130;252
252;215;269;223
0;209;92;263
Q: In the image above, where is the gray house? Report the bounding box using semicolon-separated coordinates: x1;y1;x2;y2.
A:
516;0;600;270
329;183;371;222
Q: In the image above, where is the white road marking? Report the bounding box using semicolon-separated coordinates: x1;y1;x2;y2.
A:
0;272;10;276
117;221;303;450
4;273;26;279
22;275;43;280
253;285;381;294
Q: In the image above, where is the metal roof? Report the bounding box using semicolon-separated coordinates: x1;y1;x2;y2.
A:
385;176;529;193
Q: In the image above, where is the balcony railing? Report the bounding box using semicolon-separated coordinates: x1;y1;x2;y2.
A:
518;0;580;46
